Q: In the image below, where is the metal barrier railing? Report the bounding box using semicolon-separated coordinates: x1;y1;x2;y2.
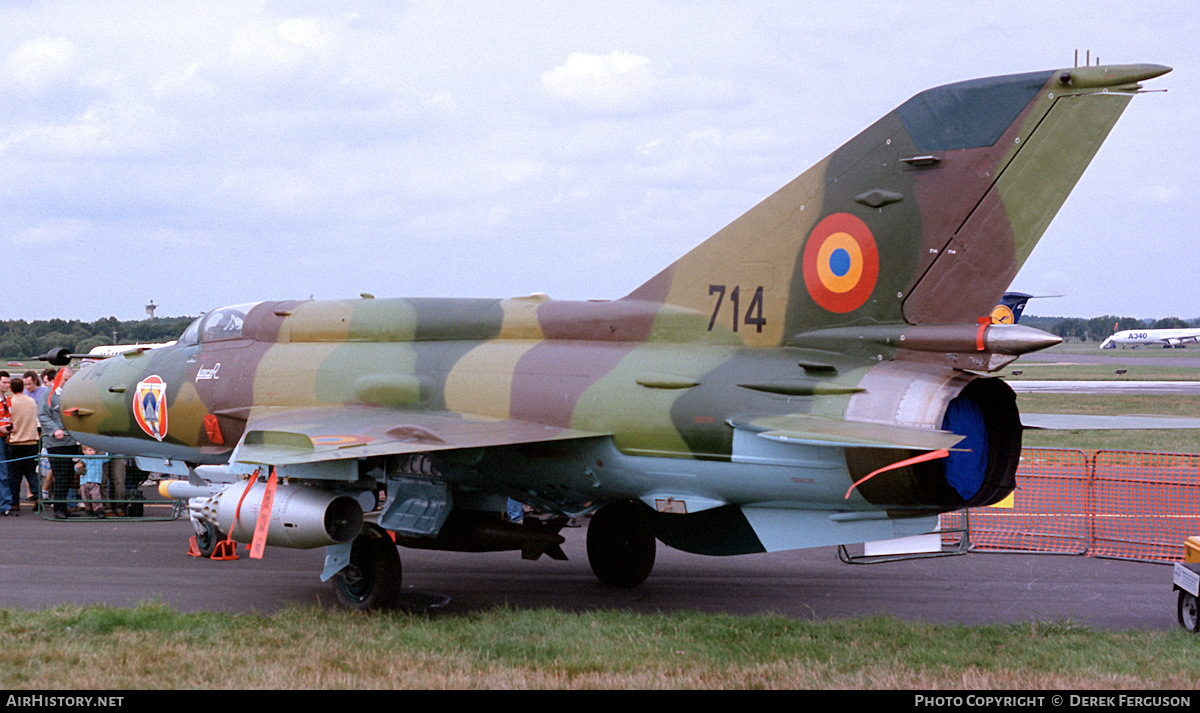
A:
957;448;1092;556
838;522;970;564
1090;450;1200;562
2;451;180;522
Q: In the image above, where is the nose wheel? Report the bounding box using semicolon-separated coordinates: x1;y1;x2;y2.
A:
332;523;402;611
194;522;225;559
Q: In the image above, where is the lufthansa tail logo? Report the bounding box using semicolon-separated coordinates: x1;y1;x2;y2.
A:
991;305;1015;324
802;213;879;313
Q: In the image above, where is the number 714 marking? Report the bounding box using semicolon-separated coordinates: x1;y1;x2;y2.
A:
708;285;766;333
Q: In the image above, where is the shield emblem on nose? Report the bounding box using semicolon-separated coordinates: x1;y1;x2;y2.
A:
133;375;169;441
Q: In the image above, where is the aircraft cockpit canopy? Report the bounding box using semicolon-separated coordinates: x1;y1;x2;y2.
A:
178;302;262;345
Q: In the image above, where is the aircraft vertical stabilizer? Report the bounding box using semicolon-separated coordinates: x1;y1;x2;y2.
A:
626;64;1170;344
902;64;1168;324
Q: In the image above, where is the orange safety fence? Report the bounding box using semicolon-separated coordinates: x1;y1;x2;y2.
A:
1090;450;1200;562
941;448;1200;563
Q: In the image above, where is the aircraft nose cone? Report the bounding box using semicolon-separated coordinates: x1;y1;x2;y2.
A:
60;361;125;435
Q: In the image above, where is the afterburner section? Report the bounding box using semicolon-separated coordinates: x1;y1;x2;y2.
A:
843;364;1020;511
940;377;1021;507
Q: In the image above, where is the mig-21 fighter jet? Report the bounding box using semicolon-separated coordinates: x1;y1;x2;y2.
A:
54;63;1170;609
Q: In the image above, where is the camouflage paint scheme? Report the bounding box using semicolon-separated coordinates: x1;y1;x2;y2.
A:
62;64;1169;595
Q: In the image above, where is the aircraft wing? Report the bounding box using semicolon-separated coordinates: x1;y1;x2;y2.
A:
229;405;607;467
729;413;965;451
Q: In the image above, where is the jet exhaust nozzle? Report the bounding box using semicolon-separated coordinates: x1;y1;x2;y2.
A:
183;481;364;549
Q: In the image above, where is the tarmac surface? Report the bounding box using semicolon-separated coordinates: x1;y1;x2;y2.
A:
0;506;1182;631
1009;380;1200;395
1018;351;1200;368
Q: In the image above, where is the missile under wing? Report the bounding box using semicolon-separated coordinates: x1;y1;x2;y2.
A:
59;63;1170;608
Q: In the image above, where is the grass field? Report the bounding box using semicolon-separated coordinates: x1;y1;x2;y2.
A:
1020;428;1200;453
1016;392;1200;452
3;604;1200;689
1003;341;1200;452
1006;363;1200;380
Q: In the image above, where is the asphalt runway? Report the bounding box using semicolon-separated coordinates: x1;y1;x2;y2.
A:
0;510;1181;631
1009;380;1200;395
1018;351;1200;368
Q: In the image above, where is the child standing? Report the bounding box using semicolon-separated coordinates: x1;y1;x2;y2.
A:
74;446;108;519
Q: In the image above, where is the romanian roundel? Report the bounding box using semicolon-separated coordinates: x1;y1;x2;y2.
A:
802;212;879;313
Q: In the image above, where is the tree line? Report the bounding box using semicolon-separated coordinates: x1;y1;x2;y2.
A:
1020;315;1200;343
0;316;196;360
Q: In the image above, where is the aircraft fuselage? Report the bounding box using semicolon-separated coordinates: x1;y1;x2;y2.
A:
64;296;1019;526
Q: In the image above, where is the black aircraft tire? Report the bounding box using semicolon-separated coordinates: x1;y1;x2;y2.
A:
1178;590;1200;632
333;524;402;611
195;522;224;558
587;500;656;588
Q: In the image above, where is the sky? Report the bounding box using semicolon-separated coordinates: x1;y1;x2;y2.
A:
0;0;1196;323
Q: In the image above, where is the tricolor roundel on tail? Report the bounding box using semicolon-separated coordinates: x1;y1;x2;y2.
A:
802;212;879;314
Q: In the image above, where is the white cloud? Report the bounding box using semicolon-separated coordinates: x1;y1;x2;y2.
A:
492;159;544;185
153;63;214;100
229;23;306;74
5;36;78;89
541;51;655;112
11;217;90;247
276;17;337;57
1135;184;1184;206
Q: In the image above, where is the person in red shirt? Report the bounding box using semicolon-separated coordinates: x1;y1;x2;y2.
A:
0;371;12;515
6;376;41;514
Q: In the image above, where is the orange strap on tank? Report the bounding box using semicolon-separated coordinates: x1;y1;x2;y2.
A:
232;470;259;526
249;468;278;560
976;317;990;351
212;469;263;561
844;449;951;500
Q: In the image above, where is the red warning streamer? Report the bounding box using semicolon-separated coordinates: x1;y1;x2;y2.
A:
249;468;279;560
844;449;951;500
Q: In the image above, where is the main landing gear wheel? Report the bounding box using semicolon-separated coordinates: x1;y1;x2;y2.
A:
195;522;225;558
587;500;656;588
1179;591;1200;632
333;523;402;611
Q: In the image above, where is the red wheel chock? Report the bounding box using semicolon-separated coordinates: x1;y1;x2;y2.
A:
210;539;239;561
